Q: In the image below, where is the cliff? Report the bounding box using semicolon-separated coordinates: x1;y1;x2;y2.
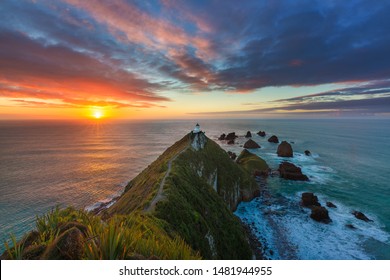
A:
2;132;262;260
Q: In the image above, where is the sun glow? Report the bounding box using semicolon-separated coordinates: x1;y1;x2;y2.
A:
91;108;104;119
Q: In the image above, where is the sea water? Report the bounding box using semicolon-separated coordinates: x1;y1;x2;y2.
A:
0;119;389;259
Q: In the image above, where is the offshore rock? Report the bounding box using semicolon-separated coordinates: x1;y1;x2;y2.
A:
352;211;373;222
301;192;321;208
257;131;266;137
268;135;279;143
243;139;260;149
279;162;309;181
277;141;293;157
326;202;337;208
245;131;252;138
310;206;332;223
218;133;226;140
304;150;311;156
225;132;237;141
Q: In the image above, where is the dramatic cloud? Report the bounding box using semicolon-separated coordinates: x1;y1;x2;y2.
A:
1;0;390;116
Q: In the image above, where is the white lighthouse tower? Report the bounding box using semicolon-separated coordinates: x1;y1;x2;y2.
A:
193;123;201;133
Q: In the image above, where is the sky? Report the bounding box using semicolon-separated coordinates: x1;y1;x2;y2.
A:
1;0;390;120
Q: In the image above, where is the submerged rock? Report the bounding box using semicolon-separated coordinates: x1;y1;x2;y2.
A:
310;206;331;223
278;162;309;181
227;139;235;145
326;202;337;208
257;131;266;137
245;131;252;138
301;192;321;208
243;139;260;149
268;135;279;143
346;224;357;230
352;211;373;222
277;141;293;157
304;150;311;156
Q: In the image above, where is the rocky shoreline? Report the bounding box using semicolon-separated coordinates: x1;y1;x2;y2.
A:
218;129;376;257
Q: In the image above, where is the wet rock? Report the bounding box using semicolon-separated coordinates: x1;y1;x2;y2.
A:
310;206;331;223
268;135;279;143
218;133;226;140
301;192;321;207
326;202;337;208
352;211;373;222
277;141;293;157
243;139;260;149
257;131;266;137
245;131;252;138
304;150;311;156
279;162;309;181
227;139;235;145
345;224;357;230
225;132;237;141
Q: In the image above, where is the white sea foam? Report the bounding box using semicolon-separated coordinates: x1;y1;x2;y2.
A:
236;192;390;260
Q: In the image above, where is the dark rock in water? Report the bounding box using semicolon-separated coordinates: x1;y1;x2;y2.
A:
304;150;311;156
243;139;260;149
227;151;237;160
326;201;337;208
225;132;237;141
218;133;226;140
277;141;293;157
279;162;309;181
42;227;85;260
245;131;252;138
301;192;321;207
346;224;357;230
227;139;235;145
352;211;373;222
257;131;266;137
268;135;279;143
310;206;331;223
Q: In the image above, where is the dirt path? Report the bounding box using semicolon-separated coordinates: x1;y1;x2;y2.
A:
144;146;188;213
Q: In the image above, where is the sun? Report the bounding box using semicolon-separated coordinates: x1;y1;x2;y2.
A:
92;110;104;119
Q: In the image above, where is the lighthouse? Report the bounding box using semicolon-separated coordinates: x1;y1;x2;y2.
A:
193;123;201;133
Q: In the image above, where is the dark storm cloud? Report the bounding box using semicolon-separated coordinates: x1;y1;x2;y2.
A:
1;0;390;113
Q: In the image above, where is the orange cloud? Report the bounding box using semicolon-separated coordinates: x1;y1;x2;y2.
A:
0;31;170;110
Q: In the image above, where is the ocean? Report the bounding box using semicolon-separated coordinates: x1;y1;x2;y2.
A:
0;119;389;259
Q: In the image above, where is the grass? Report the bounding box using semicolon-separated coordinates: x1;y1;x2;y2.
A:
236;149;269;174
4;234;24;260
154;136;256;259
107;134;191;215
4;207;200;260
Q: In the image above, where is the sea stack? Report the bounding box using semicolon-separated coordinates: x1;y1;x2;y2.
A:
277;141;293;157
268;135;279;143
